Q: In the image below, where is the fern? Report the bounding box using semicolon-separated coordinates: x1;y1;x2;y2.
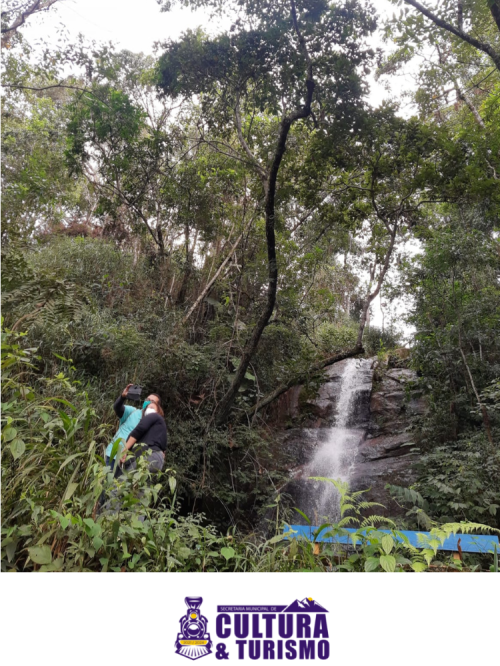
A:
2;274;89;330
386;484;425;508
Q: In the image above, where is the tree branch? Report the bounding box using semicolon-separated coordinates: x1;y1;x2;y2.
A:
182;214;255;326
243;345;364;420
2;1;59;47
403;0;500;71
234;96;267;182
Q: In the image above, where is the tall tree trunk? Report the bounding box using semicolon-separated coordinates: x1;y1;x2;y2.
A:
214;0;314;426
489;1;500;33
453;81;485;129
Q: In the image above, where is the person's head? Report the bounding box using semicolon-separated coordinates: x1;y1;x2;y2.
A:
147;393;161;407
143;394;164;417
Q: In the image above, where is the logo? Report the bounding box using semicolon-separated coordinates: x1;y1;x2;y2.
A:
175;596;213;660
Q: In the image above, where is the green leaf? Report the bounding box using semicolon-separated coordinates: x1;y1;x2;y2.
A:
41;556;64;572
57;453;84;474
269;534;285;544
220;546;235;561
427;539;441;553
379;555;396;572
381;534;394;555
177;546;192;560
62;482;78;502
411;561;427;572
364;557;380;572
5;539;18;562
10;438;25;459
3;427;17;442
293;508;311;524
93;536;104;551
28;545;52;565
422;549;434;566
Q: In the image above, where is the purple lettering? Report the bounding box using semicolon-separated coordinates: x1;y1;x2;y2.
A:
278;614;293;638
299;640;315;659
285;640;297;659
235;614;249;639
216;614;231;639
235;640;247;659
252;614;263;638
313;614;329;639
262;614;276;638
249;640;261;660
296;614;311;639
263;640;275;659
318;640;330;660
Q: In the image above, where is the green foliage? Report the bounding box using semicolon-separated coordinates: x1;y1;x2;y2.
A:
2;0;499;571
315;320;358;355
284;478;500;572
415;433;500;526
362;325;401;356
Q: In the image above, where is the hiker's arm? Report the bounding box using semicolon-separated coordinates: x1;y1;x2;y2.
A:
114;384;133;418
120;414;157;463
128;413;157;442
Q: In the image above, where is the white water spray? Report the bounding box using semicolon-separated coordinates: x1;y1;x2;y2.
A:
304;358;371;520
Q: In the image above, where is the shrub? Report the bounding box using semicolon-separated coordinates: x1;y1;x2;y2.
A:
362;325;400;356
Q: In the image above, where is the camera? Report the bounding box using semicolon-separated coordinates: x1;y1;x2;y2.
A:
127;385;142;402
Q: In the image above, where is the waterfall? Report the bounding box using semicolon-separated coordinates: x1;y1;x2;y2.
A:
299;358;372;522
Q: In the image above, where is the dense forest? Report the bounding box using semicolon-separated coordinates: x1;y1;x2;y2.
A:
1;0;499;572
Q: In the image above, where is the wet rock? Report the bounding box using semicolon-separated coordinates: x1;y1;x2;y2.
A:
272;356;426;521
385;368;417;383
358;432;415;461
278;428;323;468
350;453;420;516
370;390;406;418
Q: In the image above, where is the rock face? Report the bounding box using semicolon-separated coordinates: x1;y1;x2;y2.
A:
271;357;425;519
352;366;425;514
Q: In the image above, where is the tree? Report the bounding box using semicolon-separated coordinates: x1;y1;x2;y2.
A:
395;0;500;72
1;0;60;48
1;68;90;242
157;0;377;424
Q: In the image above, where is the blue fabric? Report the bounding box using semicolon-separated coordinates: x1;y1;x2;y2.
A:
105;405;142;459
105;456;116;471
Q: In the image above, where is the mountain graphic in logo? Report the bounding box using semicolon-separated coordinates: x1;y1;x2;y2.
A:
282;597;328;613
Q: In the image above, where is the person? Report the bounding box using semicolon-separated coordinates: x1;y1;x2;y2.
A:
118;399;167;476
104;384;162;470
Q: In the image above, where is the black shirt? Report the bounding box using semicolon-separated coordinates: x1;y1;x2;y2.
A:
129;412;167;453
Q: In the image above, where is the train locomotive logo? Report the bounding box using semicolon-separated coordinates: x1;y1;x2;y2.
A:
175;597;213;660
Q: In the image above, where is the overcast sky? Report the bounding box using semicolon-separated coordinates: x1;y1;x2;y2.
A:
21;0;404;108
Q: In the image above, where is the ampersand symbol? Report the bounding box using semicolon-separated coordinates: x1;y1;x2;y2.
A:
215;643;229;660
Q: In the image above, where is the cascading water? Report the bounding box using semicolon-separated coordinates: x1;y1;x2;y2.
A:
296;358;373;522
